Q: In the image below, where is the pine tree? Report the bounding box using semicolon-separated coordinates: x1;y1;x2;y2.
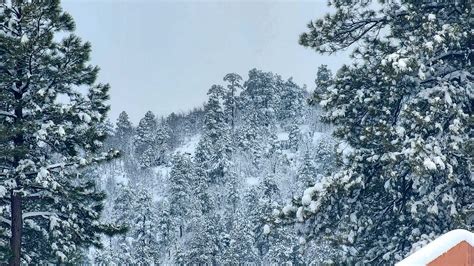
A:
286;0;473;263
0;1;120;263
238;69;280;165
288;123;301;152
277;77;305;123
133;111;158;168
168;154;194;245
195;84;226;183
297;151;318;191
223;73;242;132
115;111;133;153
220;207;259;264
311;64;333;104
130;190;160;264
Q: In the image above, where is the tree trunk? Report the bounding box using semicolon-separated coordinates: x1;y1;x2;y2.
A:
10;77;25;266
9;192;22;266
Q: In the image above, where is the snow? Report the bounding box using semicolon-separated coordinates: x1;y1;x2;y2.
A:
79;158;87;165
312;132;327;145
337;142;355;165
0;186;6;198
424;41;434;51
37;167;49;179
427;14;436;21
246;177;259;186
20;34;29;43
301;194;312;206
56;251;67;262
78;112;92;123
397;58;409;71
57;126;65;137
114;173;128;185
296;207;304;222
174;134;201;156
432;156;445;170
277;132;289;141
433;35;443;43
423;158;437;171
49;215;59;231
263;224;270;235
396;229;474;266
427;202;438;215
152;166;171;177
282;204;296;215
299;124;310;134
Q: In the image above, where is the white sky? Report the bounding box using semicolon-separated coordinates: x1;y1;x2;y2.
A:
62;0;350;124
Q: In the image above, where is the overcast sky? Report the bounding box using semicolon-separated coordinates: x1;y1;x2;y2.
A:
62;0;350;124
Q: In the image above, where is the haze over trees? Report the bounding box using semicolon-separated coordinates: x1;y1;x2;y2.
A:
0;0;471;264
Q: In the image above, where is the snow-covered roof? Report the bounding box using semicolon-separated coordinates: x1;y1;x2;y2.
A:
396;229;474;266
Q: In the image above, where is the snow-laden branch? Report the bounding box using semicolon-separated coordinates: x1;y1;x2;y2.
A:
0;149;119;178
0;217;10;226
0;111;16;118
22;211;56;219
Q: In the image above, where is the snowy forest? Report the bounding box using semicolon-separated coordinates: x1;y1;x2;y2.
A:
0;0;472;265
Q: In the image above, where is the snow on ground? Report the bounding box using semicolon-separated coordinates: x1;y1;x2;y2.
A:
152;165;171;178
299;124;311;134
312;131;328;145
277;132;289;141
396;229;474;266
246;177;259;186
115;173;128;185
174;134;201;156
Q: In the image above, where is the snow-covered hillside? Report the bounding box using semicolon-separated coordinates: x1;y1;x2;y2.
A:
90;69;339;264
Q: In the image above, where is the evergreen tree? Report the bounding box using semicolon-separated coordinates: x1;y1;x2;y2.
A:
114;111;133;153
277;78;305;123
168;154;194;246
220;207;259;264
288;123;302;152
286;0;473;263
297;151;318;191
155;121;171;165
311;64;333;105
133;111;158;168
0;1;119;263
195;84;226;183
238;69;280;165
223;73;242;132
103;184;160;264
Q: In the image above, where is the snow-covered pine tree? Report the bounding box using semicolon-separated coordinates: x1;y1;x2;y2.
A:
156;199;172;262
0;0;120;263
134;111;158;168
220;207;259;264
297;151;318;191
223;73;242;132
167;154;194;250
195;84;229;186
114;111;133;154
155;120;171;165
277;77;305;124
238;69;280;166
285;0;473;263
311;65;333;105
288;123;302;152
129;189;160;264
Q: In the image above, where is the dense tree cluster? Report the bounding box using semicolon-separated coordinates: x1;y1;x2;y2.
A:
1;0;470;264
0;0;121;263
281;0;473;263
92;69;337;264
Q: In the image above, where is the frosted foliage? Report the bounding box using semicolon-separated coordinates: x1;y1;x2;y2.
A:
92;69;337;264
